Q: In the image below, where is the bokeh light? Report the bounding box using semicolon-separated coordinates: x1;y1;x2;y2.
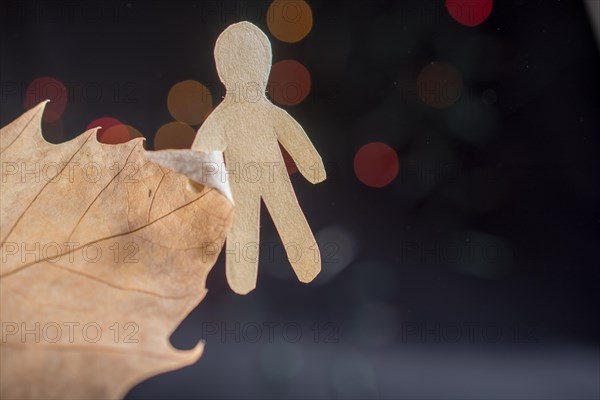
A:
87;118;142;144
23;77;67;122
100;125;132;144
268;60;311;106
416;62;463;108
354;142;399;188
446;0;493;27
87;117;122;142
267;0;313;43
167;80;212;125
154;121;196;150
125;125;144;140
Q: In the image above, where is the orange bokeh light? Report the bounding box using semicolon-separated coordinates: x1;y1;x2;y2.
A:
125;125;144;140
167;80;213;126
100;125;131;144
154;122;196;150
267;0;313;43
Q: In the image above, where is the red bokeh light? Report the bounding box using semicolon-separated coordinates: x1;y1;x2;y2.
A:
268;60;311;106
354;142;399;188
446;0;493;27
23;77;68;123
87;117;129;144
100;125;131;144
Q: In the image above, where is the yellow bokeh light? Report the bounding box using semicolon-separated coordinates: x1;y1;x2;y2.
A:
167;80;213;125
267;0;313;43
154;122;196;150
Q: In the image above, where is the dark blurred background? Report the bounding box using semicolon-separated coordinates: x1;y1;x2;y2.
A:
1;0;599;398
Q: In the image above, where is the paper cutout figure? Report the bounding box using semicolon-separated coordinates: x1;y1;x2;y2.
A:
191;21;325;294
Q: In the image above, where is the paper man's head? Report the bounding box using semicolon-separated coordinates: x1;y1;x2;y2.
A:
214;21;272;92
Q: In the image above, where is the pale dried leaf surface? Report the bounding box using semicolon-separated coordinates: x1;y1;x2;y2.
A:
0;102;233;399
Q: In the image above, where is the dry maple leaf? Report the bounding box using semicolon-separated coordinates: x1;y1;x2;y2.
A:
0;102;233;399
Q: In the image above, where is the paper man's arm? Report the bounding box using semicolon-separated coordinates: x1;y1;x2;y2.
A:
273;107;326;184
191;111;226;152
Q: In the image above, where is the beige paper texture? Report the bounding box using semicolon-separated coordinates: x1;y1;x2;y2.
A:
148;21;326;294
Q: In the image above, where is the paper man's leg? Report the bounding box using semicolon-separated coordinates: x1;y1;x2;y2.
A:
262;182;321;283
226;185;261;295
